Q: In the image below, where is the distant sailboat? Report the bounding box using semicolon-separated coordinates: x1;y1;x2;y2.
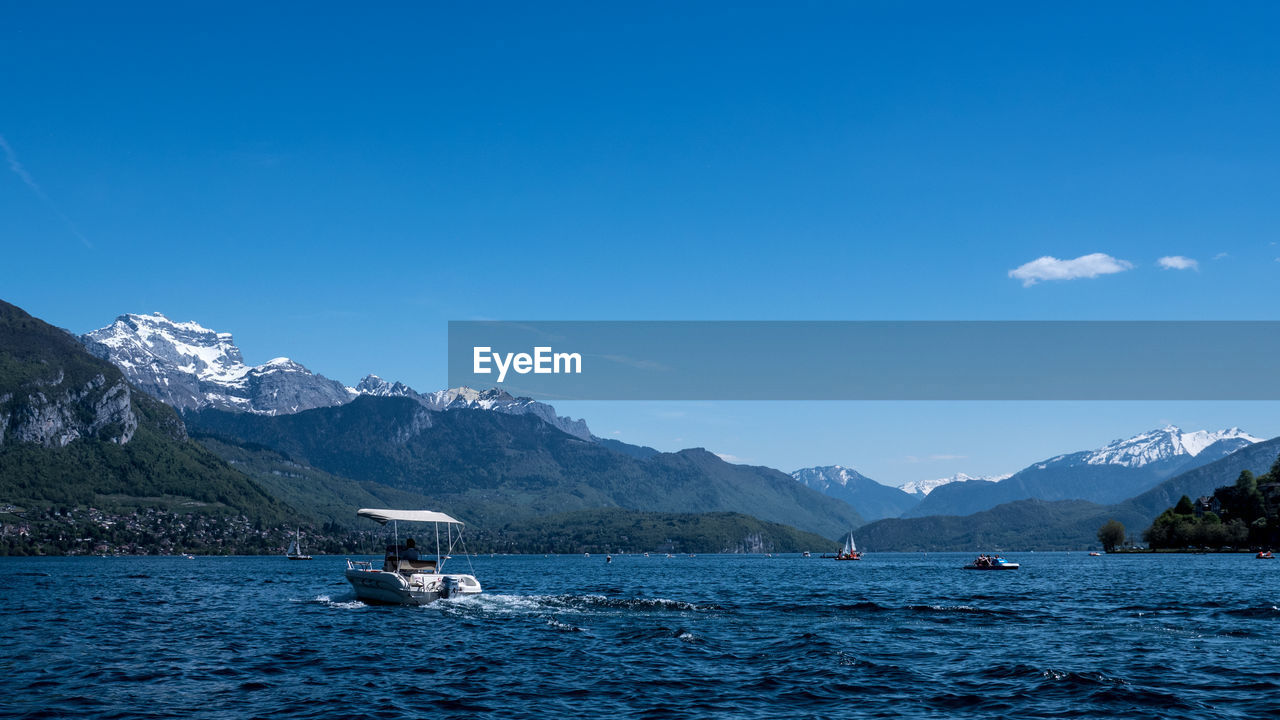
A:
835;532;862;561
286;529;313;560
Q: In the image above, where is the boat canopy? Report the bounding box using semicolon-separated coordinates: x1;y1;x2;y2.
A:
357;508;463;525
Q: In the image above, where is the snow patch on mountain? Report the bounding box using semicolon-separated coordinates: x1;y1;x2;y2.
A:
898;472;1012;497
791;465;875;491
1082;426;1261;468
88;313;250;386
353;376;593;440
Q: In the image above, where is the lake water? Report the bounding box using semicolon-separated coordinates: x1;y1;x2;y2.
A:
4;552;1278;719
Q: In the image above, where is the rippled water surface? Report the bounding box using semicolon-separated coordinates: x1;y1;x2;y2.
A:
4;553;1279;718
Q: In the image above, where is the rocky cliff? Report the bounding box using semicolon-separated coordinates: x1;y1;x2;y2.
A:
1;301;138;448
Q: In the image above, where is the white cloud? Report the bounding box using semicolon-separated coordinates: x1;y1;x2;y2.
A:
1213;252;1229;260
715;452;746;464
1008;253;1134;287
1157;256;1198;271
904;453;967;464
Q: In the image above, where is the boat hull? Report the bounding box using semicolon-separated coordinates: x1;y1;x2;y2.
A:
345;569;481;606
963;563;1019;570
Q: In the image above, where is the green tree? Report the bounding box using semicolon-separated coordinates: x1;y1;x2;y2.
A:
1174;495;1196;515
1236;470;1257;496
1097;519;1126;552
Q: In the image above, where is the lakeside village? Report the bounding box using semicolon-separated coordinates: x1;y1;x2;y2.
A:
0;506;380;557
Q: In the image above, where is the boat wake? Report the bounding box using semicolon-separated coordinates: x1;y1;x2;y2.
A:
307;594;367;610
444;593;713;617
545;617;587;633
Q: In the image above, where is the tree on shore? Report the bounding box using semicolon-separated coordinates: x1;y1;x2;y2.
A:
1144;458;1280;550
1097;519;1125;551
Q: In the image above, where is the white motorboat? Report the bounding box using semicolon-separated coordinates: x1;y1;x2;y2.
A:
345;508;482;605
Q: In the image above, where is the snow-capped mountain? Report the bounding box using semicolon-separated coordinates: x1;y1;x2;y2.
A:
1077;426;1261;468
898;472;1011;498
83;313;596;438
82;313;351;415
353;374;418;399
353;376;593;440
791;465;920;521
792;465;877;492
903;426;1264;519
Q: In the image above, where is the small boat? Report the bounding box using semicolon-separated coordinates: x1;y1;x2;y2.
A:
605;555;613;564
1257;551;1275;559
802;551;811;558
834;533;862;561
345;508;482;606
286;529;313;560
964;554;1019;570
1089;552;1102;557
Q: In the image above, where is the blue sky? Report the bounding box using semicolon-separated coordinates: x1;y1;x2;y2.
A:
4;3;1280;485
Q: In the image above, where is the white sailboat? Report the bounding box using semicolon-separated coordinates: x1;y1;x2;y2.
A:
834;532;861;561
286;529;313;560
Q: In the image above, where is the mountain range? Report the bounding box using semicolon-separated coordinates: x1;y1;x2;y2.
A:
789;425;1260;530
855;435;1280;551
902;426;1260;518
186;397;865;537
76;309;861;536
1;301;867;552
4;299;1275;553
83;312;594;438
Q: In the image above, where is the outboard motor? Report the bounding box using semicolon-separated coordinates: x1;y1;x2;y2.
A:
440;576;461;599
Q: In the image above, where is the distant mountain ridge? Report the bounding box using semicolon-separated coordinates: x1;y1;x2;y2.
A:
898;473;1011;498
187;397;865;538
355;376;592;440
1063;425;1258;468
857;436;1280;551
790;465;919;520
904;426;1260;518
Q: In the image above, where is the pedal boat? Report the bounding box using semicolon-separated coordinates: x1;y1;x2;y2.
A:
964;556;1020;570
